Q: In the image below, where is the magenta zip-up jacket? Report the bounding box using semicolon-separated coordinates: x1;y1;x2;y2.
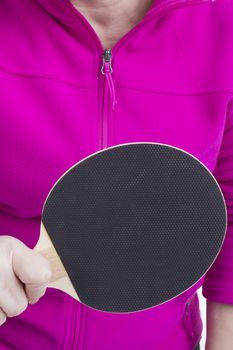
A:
0;0;233;349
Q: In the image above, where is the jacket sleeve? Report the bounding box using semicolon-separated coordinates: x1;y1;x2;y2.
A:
202;97;233;304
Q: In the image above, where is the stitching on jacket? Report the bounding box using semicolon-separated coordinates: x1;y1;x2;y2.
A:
172;11;203;91
58;294;70;350
1;61;232;95
116;84;233;96
0;64;96;88
76;305;88;350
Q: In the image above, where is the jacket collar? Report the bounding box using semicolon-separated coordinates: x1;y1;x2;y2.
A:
34;0;197;25
34;0;213;43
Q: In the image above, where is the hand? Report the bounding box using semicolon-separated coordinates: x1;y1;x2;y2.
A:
0;235;52;326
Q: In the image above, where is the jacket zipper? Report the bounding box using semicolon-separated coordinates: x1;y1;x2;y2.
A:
100;48;117;149
101;49;117;111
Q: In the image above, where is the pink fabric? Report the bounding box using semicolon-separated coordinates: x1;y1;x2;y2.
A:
0;0;233;348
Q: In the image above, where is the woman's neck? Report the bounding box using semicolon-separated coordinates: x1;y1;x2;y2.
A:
70;0;154;49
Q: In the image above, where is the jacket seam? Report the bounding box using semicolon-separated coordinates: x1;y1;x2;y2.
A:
0;64;96;89
72;302;82;350
210;93;233;175
76;305;88;350
116;84;233;96
70;300;78;350
225;95;233;129
1;63;233;96
172;11;203;91
58;294;70;350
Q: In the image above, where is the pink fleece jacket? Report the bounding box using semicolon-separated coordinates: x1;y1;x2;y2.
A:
0;0;233;349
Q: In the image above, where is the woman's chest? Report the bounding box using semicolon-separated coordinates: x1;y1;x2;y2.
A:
0;72;229;218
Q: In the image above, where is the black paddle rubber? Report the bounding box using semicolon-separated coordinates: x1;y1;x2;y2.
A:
42;143;227;313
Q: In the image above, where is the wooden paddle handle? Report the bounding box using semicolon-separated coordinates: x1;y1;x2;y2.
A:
34;224;79;301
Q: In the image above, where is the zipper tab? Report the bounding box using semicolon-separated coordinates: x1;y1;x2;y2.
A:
101;49;113;73
101;49;117;111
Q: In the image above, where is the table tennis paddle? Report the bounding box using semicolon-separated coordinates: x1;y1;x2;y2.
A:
34;142;227;313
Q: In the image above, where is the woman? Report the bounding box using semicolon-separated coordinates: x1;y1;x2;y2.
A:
0;0;233;349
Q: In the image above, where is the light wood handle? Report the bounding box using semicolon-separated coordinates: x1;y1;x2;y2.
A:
34;224;80;301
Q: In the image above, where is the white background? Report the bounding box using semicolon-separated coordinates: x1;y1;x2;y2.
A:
197;288;207;349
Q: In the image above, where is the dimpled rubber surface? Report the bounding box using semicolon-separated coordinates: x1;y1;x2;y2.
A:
42;143;227;313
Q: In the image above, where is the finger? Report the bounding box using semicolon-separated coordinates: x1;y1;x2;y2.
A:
25;282;47;303
12;242;52;286
0;254;29;317
0;308;7;325
0;283;28;317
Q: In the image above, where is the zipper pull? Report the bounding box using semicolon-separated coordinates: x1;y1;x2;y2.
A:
101;49;117;111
